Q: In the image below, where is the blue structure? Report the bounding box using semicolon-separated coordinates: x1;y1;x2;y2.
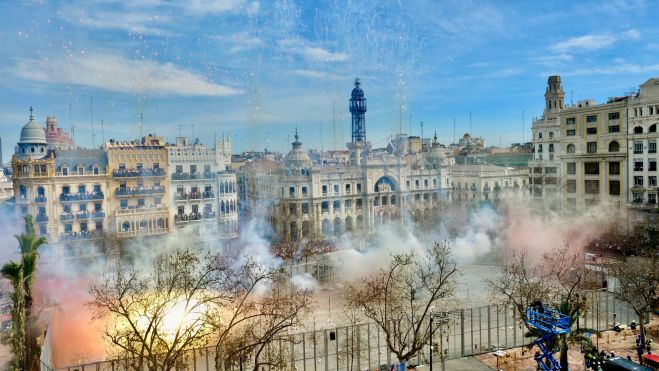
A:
349;78;367;142
524;305;571;370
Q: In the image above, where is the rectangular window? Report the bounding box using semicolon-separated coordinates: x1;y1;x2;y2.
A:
609;125;620;133
302;186;308;196
566;129;576;136
289;186;295;197
176;165;182;173
587;142;597;153
415;179;420;189
545;177;557;185
609;162;620;175
634;176;644;186
138;198;145;207
356;183;362;193
650;176;657;187
333;200;341;211
79;204;87;212
345;199;352;209
649;141;657;154
608;112;620;120
333;184;339;194
609;180;620;195
634;160;644;172
633;192;643;203
584;162;599;175
567;180;576;193
586;115;597;123
120;200;128;208
649;193;657;204
322;185;328;195
78;185;86;194
566;117;576;125
634;142;644;154
345;184;351;194
302;203;309;214
650;159;657;172
548;144;554;152
567;163;576;175
545;167;557;174
321;201;329;212
584;180;600;194
136;163;143;170
586;127;597;135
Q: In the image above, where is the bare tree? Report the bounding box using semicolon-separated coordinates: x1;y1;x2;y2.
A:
88;248;223;370
488;244;598;369
211;258;313;371
345;240;458;365
608;255;658;348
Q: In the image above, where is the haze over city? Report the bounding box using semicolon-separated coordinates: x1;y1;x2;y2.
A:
2;0;658;161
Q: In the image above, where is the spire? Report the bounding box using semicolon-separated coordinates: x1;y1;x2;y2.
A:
349;78;367;142
29;106;34;120
433;130;438;144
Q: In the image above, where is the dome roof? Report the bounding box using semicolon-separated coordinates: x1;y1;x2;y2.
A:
19;107;47;145
351;78;364;99
284;130;312;169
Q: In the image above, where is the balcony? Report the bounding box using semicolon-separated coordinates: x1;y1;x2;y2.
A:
115;186;165;197
35;195;47;203
171;171;215;181
76;211;92;220
175;214;189;224
16;196;29;203
60;213;75;222
202;191;215;199
116;205;166;215
112;168;165;178
92;211;106;219
203;211;216;219
189;212;203;222
60;230;101;241
36;214;48;223
60;192;104;202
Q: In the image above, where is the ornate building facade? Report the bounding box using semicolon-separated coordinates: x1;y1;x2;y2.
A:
238;80;454;241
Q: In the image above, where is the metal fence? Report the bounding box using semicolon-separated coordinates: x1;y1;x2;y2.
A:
43;290;640;371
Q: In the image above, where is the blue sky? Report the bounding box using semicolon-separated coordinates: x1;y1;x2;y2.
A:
1;0;658;161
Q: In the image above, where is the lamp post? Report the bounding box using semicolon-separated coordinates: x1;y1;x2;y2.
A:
430;312;448;371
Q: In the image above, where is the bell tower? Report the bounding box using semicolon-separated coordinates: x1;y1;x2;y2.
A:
545;75;565;114
349;78;367;142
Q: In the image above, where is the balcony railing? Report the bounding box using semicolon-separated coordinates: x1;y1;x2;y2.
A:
60;230;101;241
175;212;205;223
92;211;106;219
171;171;215;181
35;196;47;203
116;205;166;215
203;211;216;219
60;213;75;222
202;191;215;199
36;214;48;223
76;211;92;220
189;192;202;200
115;186;165;197
60;192;104;202
112;168;165;178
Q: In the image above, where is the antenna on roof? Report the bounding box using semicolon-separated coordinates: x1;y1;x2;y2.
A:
453;118;456;144
140;113;143;139
69;103;75;142
101;119;105;144
332;101;336;151
320;123;324;152
90;96;95;148
469;112;472;134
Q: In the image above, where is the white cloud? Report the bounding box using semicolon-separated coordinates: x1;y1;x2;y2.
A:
59;0;259;34
12;53;242;97
550;34;616;53
549;29;642;53
291;69;329;79
533;53;574;66
279;38;348;62
225;32;264;53
562;63;659;76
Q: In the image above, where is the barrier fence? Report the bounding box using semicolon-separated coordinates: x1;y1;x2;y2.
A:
42;290;642;371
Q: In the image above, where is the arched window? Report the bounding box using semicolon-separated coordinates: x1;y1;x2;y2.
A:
538;132;543;139
609;141;619;152
549;131;554;139
567;144;576;154
650;124;657;133
122;221;130;232
634;126;643;134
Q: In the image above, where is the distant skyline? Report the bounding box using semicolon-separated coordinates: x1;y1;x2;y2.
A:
2;0;659;162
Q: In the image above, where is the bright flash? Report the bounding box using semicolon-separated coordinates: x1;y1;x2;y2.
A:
132;297;208;343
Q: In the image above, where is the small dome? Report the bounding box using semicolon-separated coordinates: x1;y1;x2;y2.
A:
463;133;471;139
19;107;47;145
284;130;312;170
351;78;364;99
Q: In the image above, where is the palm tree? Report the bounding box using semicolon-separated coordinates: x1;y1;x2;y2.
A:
1;261;26;370
555;300;600;370
14;215;47;312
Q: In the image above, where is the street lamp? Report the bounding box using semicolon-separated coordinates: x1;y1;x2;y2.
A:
429;311;449;371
